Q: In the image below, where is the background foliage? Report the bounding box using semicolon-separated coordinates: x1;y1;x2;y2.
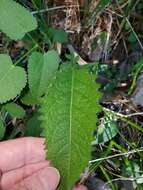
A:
0;0;143;189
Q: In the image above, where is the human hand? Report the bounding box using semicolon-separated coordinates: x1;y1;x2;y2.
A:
0;137;87;190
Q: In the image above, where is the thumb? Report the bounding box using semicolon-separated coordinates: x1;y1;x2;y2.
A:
72;184;88;190
11;167;60;190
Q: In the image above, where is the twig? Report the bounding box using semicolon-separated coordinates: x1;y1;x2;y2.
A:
103;107;143;118
103;12;113;61
104;176;143;188
31;5;80;15
126;112;143;117
89;147;143;164
125;18;143;51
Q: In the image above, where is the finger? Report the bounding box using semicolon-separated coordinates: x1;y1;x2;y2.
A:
72;185;88;190
9;167;60;190
0;137;46;172
1;161;50;190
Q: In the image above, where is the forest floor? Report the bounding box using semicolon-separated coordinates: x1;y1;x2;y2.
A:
1;0;143;189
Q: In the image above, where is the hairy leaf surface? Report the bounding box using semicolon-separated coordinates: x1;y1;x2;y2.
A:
0;0;37;40
0;54;27;103
41;64;101;190
28;50;60;98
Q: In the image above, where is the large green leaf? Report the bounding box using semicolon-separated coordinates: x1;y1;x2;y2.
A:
0;54;27;103
0;0;37;40
41;64;101;190
28;50;60;98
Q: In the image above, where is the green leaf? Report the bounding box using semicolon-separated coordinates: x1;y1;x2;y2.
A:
4;103;25;118
28;50;60;98
0;0;37;40
40;64;101;190
0;54;27;103
128;32;137;43
0;119;5;140
25;112;43;137
48;28;68;43
93;119;118;145
21;91;41;105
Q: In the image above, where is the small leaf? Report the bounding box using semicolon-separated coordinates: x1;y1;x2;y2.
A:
25;113;43;137
128;32;137;43
0;54;27;103
28;50;60;98
21;91;41;105
48;28;68;43
93;118;118;145
4;103;25;118
0;119;5;140
40;64;101;190
0;0;37;40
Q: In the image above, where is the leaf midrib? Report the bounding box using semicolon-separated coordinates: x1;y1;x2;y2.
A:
67;67;74;189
